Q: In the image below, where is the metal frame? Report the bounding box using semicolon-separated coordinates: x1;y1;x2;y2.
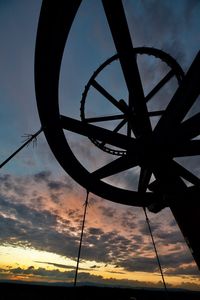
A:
35;0;200;269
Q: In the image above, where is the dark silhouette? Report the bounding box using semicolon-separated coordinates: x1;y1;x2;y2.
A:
35;0;200;273
1;282;200;300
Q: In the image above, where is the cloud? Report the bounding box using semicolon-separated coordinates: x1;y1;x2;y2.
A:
1;264;200;291
0;190;80;259
107;270;125;275
33;170;73;192
10;266;75;280
0;171;78;214
34;261;89;271
125;0;200;67
155;230;185;245
0;212;79;259
0;196;58;229
98;206;117;218
120;209;140;231
160;252;194;269
0;175;142;265
0;170;198;285
81;228;142;264
90;265;100;269
88;228;104;236
120;256;158;273
2;266;104;283
33;171;51;182
138;219;186;248
166;264;200;277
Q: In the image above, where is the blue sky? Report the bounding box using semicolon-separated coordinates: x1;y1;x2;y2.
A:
0;0;200;290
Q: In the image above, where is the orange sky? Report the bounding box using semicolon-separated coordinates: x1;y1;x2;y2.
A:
0;0;200;292
0;174;199;290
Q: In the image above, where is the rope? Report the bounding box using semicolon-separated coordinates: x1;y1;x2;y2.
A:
143;207;169;298
74;190;89;287
0;128;43;169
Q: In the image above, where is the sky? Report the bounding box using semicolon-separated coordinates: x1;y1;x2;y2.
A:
0;0;200;291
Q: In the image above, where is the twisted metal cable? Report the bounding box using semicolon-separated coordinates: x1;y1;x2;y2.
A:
143;207;169;299
0;128;43;169
74;190;90;287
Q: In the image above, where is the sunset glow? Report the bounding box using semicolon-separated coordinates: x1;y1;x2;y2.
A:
0;0;200;292
0;244;199;290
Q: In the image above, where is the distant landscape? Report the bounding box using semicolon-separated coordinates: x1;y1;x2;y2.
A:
1;281;200;300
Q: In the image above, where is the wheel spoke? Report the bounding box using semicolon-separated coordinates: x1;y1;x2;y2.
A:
127;122;132;137
154;51;200;138
145;69;174;103
85;114;124;123
92;155;138;179
148;110;164;117
127;96;132;137
171;160;200;187
138;167;152;193
127;94;139;137
60;115;136;151
175;112;200;141
113;118;127;133
100;118;128;148
102;0;151;135
152;161;187;194
173;140;200;157
91;80;125;112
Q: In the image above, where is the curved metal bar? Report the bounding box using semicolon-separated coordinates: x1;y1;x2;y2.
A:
34;1;200;211
34;0;200;272
34;0;156;207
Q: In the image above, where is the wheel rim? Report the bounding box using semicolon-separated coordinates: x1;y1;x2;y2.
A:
80;47;184;156
35;1;200;209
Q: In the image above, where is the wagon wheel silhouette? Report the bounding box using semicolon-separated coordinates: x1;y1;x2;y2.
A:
80;47;184;157
35;1;200;269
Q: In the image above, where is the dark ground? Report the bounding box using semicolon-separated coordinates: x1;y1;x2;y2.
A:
0;282;200;300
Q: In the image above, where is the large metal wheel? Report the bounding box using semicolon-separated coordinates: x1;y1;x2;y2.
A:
35;0;200;209
80;47;184;157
